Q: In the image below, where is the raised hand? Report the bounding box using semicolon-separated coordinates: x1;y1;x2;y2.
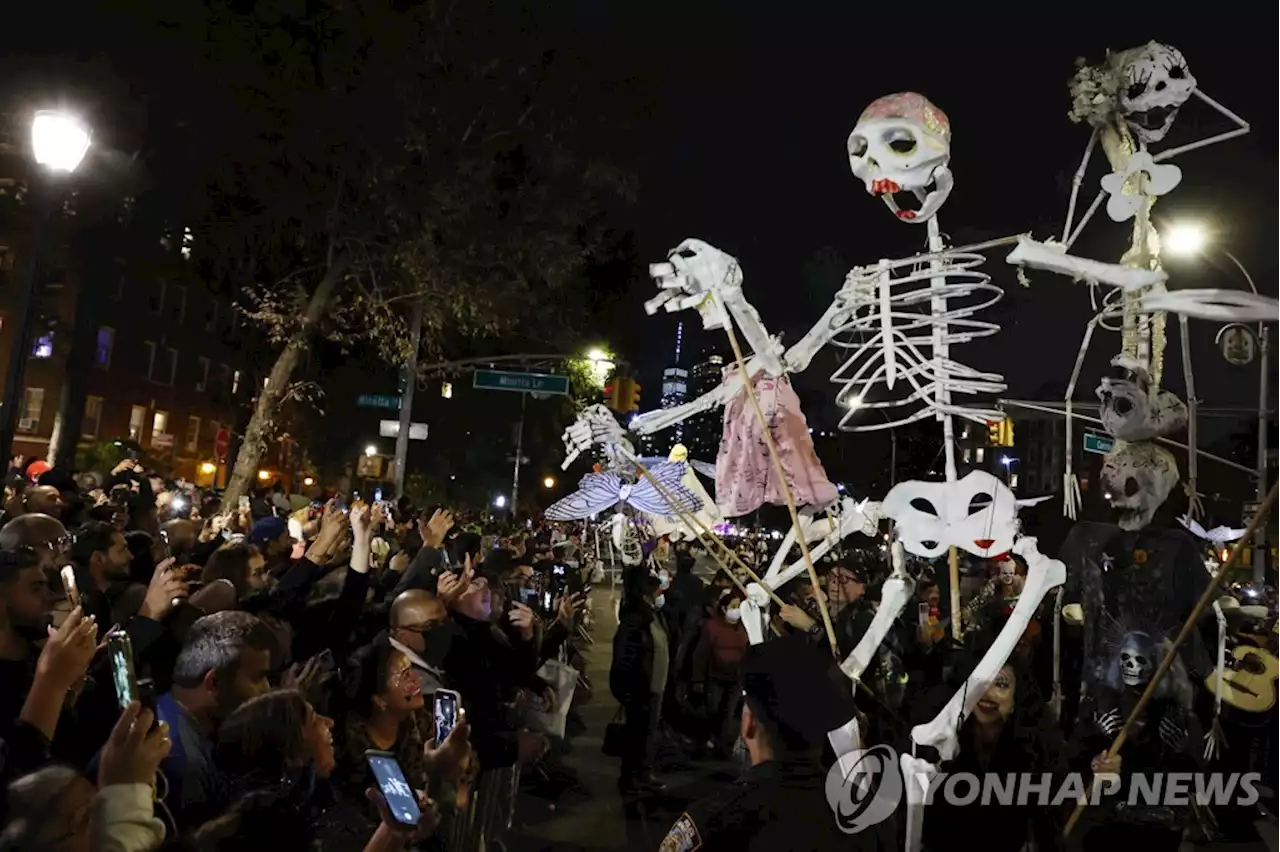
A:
99;702;172;789
507;602;536;641
140;558;187;621
36;606;99;691
418;509;454;549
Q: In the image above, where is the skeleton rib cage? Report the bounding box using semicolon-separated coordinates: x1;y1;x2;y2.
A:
829;247;1007;432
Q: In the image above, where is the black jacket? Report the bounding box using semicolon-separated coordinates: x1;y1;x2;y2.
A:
610;603;656;703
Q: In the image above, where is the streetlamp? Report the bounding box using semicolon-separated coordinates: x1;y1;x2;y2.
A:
542;475;556;489
999;455;1019;486
493;494;507;510
1166;221;1270;582
364;444;378;458
0;111;91;464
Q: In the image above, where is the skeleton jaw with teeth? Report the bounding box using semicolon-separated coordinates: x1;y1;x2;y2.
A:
847;92;953;224
1115;42;1196;144
1118;631;1156;688
1101;441;1179;531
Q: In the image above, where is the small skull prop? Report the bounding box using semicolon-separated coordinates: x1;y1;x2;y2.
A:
847;92;953;223
1117;631;1156;688
1101;442;1179;531
1097;375;1188;441
1115;42;1196;143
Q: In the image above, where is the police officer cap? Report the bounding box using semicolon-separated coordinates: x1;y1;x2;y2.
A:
740;634;859;749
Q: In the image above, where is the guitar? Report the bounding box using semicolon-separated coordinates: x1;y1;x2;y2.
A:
1205;644;1280;714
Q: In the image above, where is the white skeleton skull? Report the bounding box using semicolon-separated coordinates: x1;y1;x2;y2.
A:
1097;375;1188;441
1101;442;1179;531
1118;631;1156;687
1115;42;1196;143
847;92;953;224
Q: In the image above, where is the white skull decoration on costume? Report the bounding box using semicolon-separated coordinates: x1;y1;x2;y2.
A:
1114;42;1196;144
1097;375;1188;441
1101;442;1179;531
1118;631;1156;687
847;92;953;224
882;471;1019;559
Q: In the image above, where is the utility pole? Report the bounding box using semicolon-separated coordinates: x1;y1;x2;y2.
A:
1255;325;1270;583
392;299;424;499
510;391;527;519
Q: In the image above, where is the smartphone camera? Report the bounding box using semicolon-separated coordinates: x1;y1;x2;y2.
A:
106;630;138;710
365;752;421;826
434;689;460;744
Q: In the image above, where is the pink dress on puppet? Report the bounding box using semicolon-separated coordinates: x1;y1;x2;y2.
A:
715;369;838;518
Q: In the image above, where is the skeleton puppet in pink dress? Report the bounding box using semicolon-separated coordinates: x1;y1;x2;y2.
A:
715;367;838;518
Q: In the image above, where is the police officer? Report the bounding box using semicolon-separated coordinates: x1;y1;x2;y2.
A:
659;634;893;851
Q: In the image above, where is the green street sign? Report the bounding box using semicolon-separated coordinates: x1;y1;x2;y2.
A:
1083;432;1114;455
473;369;569;396
357;394;402;410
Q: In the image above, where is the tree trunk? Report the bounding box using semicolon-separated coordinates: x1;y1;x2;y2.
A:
223;255;349;506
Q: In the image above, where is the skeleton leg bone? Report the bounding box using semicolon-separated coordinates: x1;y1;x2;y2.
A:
840;541;914;683
1063;127;1100;243
1062;317;1099;518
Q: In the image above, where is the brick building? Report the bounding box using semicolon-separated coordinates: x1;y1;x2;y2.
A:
0;111;254;485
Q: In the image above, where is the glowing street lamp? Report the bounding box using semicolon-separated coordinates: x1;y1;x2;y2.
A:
582;348;615;389
542;475;556;489
364;444;378;457
32;111;91;173
1164;219;1269;582
493;494;507;509
0;111;93;464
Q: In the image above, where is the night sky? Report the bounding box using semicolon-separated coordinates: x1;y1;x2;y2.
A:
12;4;1277;497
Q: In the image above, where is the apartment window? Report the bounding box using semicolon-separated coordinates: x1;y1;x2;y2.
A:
1009;472;1019;490
150;280;166;315
18;388;43;432
152;410;168;438
170;285;187;323
975;447;985;463
145;342;177;386
196;356;210;392
128;405;146;440
232;370;241;395
219;363;232;396
31;333;53;359
962;448;971;463
95;327;114;369
181;227;194;260
83;396;103;439
186;416;200;452
204;300;218;333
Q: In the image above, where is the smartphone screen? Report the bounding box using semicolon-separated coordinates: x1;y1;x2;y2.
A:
366;752;421;826
434;689;460;744
59;565;80;608
918;602;931;628
373;487;383;503
518;587;537;606
159;529;172;559
107;630;138;710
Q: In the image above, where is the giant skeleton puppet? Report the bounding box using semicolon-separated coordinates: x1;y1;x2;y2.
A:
560;95;1068;852
1006;43;1277;805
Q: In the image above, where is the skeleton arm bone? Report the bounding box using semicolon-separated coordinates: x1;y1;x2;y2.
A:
767;501;882;590
630;365;747;436
1006;237;1167;291
840;541;913;683
1153;89;1250;162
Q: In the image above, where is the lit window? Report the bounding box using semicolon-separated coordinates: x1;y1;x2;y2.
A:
31;333;53;359
95;327;114;368
83;396;103;439
181;227;194;260
152;410;168;437
232;370;241;395
1009;473;1019;489
186;415;200;452
129;405;146;440
19;388;43;431
975;447;985;463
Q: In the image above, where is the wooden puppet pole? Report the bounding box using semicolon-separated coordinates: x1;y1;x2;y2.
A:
948;546;963;643
630;456;786;608
1063;481;1278;837
720;319;840;658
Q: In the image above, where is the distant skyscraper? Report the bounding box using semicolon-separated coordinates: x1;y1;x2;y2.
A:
686;350;725;463
639;323;690;458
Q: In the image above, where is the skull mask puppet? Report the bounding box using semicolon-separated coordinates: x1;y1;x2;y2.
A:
1114;42;1196;144
882;471;1020;559
1116;631;1157;688
1097;373;1188;441
847;92;953;223
1101;442;1179;531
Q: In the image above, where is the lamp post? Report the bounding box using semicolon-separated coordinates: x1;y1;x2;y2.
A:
1166;223;1270;582
0;111;91;465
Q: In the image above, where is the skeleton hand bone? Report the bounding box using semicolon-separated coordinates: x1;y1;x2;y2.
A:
1158;715;1188;753
561;404;627;470
647;239;742;329
1095;708;1122;738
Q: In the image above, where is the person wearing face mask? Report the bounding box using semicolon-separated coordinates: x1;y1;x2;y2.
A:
921;660;1065;852
690;589;750;758
609;567;669;794
387;590;454;694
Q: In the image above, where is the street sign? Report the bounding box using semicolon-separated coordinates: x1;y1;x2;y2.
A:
378;420;428;440
357;394;402;410
473;369;569;396
356;455;384;478
1083;432;1114;455
214;428;230;460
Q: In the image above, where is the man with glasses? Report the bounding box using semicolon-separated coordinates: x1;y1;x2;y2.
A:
388;589;454;694
826;558;873;658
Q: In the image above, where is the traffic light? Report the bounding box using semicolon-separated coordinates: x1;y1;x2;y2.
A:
605;378;642;413
987;417;1014;447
